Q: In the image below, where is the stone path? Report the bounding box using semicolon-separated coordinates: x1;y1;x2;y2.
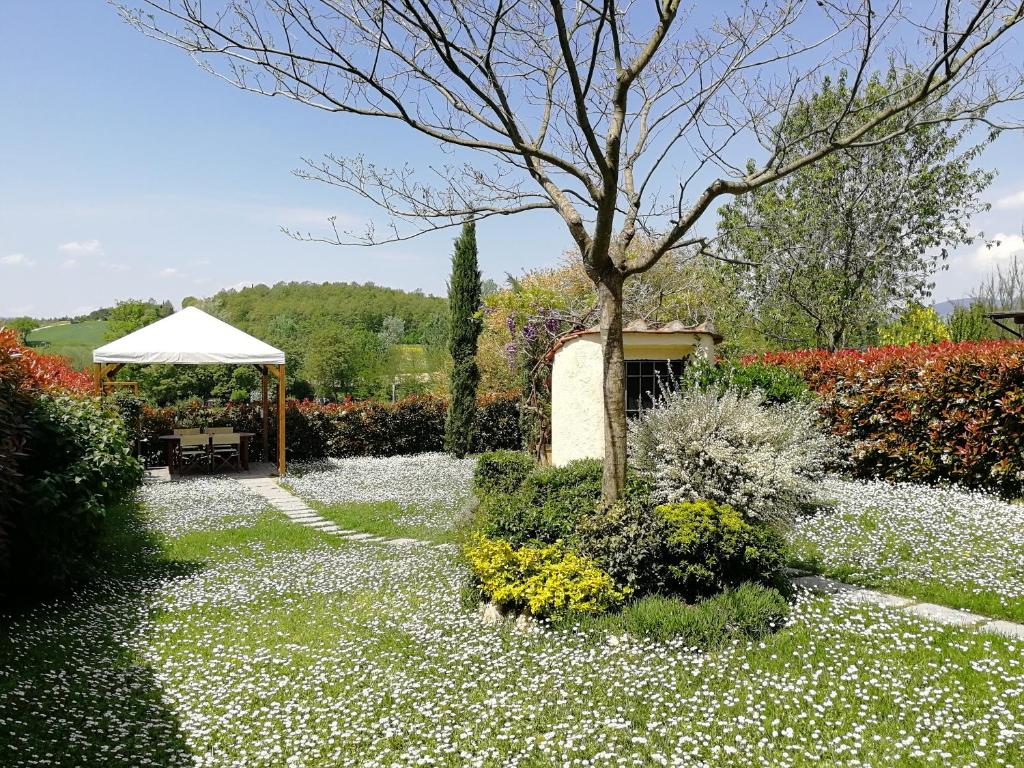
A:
793;574;1024;640
236;477;427;548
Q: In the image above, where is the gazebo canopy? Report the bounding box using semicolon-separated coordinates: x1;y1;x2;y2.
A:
93;306;285;365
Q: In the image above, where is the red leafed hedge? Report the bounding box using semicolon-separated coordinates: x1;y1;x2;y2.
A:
749;341;1024;495
0;328;93;393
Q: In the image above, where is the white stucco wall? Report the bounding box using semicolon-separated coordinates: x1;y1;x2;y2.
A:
550;337;605;466
549;332;715;466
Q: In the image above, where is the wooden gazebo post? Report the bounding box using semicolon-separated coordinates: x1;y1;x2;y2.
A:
259;366;269;462
274;363;287;476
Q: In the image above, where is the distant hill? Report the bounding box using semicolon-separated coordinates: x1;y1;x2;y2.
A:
190;281;448;344
932;297;976;319
25;320;109;370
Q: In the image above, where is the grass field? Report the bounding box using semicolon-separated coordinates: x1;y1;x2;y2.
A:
790;477;1024;623
3;463;1024;767
26;320;108;369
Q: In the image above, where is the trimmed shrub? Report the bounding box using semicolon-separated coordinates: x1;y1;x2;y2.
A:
629;385;838;527
464;534;627;619
473;450;535;496
574;485;671;594
755;341;1024;495
478;458;603;545
12;393;143;597
473;391;522;452
656;499;787;599
573;584;789;646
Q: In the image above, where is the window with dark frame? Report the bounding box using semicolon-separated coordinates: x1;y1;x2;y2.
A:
625;358;686;418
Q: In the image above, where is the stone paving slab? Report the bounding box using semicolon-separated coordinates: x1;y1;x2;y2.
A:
795;573;1023;639
843;589;915;609
983;620;1024;640
236;476;413;547
905;602;987;627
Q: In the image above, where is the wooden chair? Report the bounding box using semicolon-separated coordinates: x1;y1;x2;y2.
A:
173;427;201;436
177;434;211;473
211;433;241;471
205;426;234;434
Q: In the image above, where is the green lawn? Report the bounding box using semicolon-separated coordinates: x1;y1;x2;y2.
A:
26;319;109;369
308;498;462;544
790;477;1024;624
3;467;1024;766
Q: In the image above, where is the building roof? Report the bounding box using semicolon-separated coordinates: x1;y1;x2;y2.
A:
547;318;722;360
93;306;286;365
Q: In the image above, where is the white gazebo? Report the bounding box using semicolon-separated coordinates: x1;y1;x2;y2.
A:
92;306;288;475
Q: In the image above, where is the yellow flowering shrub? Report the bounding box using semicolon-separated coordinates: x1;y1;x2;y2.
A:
464;535;627;618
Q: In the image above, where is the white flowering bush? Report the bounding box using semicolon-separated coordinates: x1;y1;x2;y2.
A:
629;386;839;527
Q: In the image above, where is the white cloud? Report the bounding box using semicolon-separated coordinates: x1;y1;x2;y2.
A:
970;233;1024;266
160;267;182;278
57;239;104;255
61;258;78;269
995;190;1024;211
1;253;35;267
100;261;130;273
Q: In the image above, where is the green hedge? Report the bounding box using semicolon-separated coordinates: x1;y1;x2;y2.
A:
125;391;522;466
10;395;143;597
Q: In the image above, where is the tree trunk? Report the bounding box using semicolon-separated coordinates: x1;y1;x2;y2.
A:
598;275;627;506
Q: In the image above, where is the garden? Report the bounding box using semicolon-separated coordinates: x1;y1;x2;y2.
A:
3;324;1024;766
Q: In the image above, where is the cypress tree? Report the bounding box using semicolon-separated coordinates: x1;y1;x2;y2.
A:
444;221;482;458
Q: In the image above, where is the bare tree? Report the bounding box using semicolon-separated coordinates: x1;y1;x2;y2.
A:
116;0;1024;503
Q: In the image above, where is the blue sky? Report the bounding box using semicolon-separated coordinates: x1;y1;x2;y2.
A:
1;2;1023;318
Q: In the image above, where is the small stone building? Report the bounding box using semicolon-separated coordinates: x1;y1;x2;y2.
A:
549;319;721;467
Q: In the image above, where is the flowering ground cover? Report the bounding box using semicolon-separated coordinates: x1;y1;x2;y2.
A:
286;453;476;543
2;463;1024;767
791;477;1024;623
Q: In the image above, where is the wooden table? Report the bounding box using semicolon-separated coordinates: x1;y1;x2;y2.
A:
158;433;255;474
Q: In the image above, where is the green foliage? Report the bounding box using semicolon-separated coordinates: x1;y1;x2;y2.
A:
9;394;143;600
718;70;992;351
464;535;627;619
5;316;39;342
655;500;787;599
478;459;603;545
684;358;813;405
473;451;535;497
104;299;173;341
573;584;790;646
879;304;951;346
0;339;35;581
302;326;385;399
445;221;483;458
574;484;671;594
948;303;999;342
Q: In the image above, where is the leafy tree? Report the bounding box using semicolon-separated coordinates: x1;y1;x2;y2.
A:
948;303;999;342
124;0;1024;504
879;304;951;346
303;326;384;399
445;221;482;458
104;300;173;341
718;71;993;351
5;317;39;343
